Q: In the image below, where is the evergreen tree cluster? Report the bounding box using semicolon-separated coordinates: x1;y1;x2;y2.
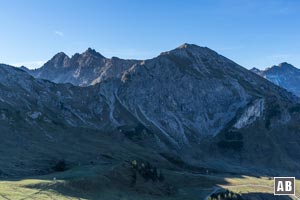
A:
131;160;165;184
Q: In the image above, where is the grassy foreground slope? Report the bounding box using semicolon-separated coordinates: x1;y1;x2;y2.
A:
0;162;298;200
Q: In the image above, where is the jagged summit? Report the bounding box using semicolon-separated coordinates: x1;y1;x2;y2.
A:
85;47;96;53
53;51;69;59
44;52;70;69
82;47;105;58
25;43;242;86
46;48;104;67
46;48;105;61
26;47;140;86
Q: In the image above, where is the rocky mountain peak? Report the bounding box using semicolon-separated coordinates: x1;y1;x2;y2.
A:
174;43;210;52
251;62;300;96
24;47;141;86
45;52;70;68
52;52;69;60
176;43;197;49
82;47;105;58
278;62;296;69
160;43;217;59
265;62;298;73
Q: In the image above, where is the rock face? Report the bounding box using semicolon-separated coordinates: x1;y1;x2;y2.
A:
251;62;300;96
0;64;107;130
233;99;264;129
3;44;300;176
119;45;250;145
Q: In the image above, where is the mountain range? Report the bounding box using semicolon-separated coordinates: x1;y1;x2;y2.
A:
2;43;300;174
22;48;140;86
2;44;300;199
251;62;300;96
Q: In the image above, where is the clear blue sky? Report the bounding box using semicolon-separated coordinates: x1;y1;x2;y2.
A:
0;0;299;69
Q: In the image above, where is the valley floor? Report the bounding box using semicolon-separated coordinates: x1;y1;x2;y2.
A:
0;162;298;200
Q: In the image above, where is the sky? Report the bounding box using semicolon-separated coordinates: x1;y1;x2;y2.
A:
0;0;299;69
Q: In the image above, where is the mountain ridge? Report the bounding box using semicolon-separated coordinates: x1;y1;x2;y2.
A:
251;62;300;96
1;44;300;177
22;47;140;86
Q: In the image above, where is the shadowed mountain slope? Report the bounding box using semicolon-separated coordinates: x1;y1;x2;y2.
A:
2;44;300;177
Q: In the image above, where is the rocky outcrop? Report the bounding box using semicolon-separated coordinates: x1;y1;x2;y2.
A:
234;99;264;129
